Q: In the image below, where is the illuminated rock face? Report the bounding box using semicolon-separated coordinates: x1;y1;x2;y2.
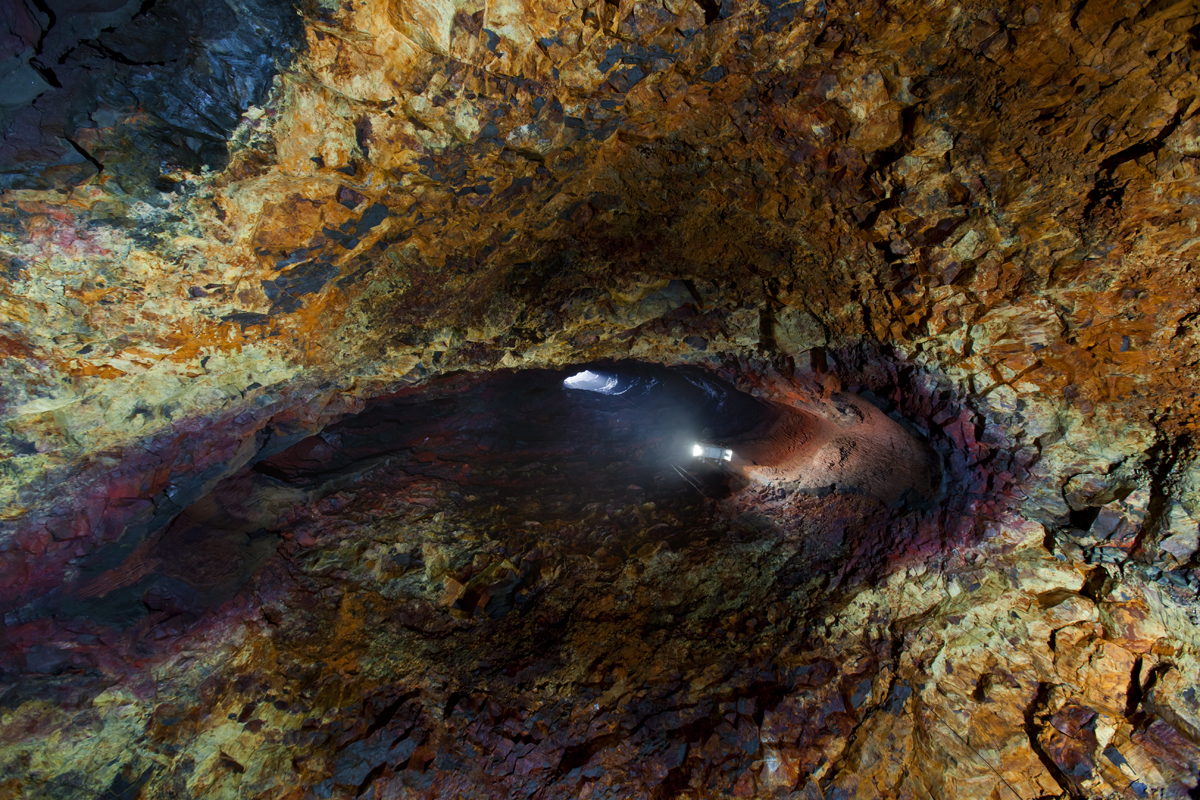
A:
2;0;1200;796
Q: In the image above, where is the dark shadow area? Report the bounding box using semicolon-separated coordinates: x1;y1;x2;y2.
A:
255;361;775;487
0;0;303;191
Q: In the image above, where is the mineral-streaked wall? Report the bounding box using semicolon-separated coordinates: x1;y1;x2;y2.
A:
1;0;1199;796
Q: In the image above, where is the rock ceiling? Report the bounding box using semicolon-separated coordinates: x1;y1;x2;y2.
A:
2;0;1200;796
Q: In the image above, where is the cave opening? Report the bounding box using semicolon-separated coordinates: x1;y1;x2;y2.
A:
252;360;770;501
61;359;940;633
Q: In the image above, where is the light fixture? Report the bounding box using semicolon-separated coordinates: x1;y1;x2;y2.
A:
692;442;733;462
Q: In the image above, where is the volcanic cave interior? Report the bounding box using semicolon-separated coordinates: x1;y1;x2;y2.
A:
3;0;1200;796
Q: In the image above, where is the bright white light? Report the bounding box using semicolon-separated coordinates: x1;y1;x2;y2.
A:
563;370;621;394
693;442;735;463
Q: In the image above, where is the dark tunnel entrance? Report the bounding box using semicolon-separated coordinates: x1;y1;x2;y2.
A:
253;361;775;498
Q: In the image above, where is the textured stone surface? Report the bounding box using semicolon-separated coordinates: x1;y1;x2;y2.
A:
2;0;1200;796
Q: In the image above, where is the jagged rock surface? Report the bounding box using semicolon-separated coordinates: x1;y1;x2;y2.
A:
2;0;1200;797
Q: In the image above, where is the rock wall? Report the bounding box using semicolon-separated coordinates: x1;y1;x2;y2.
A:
1;0;1199;797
